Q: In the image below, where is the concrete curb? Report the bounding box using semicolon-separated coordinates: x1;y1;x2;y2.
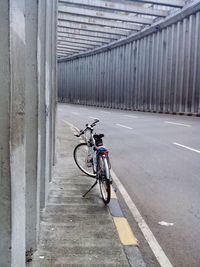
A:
108;187;146;267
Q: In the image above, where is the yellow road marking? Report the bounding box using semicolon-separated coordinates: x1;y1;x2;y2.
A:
113;217;138;246
111;186;117;199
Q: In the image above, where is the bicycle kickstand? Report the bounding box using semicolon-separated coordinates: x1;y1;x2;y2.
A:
82;180;98;198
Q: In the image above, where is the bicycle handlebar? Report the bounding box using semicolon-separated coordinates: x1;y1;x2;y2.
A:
74;119;99;137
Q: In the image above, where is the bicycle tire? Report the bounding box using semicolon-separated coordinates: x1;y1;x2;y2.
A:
73;143;96;178
98;155;111;205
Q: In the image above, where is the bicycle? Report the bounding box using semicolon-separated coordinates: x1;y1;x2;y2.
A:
73;119;112;205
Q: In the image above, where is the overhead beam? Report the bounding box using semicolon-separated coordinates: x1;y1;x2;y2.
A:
58;36;101;46
57;48;80;54
57;45;88;51
58;56;71;59
57;40;96;49
57;52;72;56
129;0;185;8
59;0;168;17
58;27;121;40
58;5;153;24
57;47;85;52
57;49;81;55
57;32;109;44
58;13;141;31
57;54;74;58
57;50;71;53
57;52;71;54
57;49;74;55
57;48;87;54
58;21;131;36
57;54;72;58
58;53;76;57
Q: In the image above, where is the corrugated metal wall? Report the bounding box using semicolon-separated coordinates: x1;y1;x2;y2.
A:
58;9;200;115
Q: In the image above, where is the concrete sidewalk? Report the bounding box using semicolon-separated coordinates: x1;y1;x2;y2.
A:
28;118;145;267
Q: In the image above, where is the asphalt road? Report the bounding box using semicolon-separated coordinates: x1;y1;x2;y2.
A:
58;103;200;267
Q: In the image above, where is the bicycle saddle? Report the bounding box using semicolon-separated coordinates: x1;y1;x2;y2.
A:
94;134;104;139
94;134;104;147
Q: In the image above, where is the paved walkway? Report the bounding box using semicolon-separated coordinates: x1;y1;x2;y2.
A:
28;117;134;267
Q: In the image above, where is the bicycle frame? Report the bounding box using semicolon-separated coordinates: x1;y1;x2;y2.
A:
74;119;112;204
84;127;100;174
75;120;110;178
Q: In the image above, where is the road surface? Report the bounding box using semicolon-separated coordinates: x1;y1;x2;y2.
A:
58;103;200;267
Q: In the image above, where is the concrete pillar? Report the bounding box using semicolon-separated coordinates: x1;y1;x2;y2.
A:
0;0;26;266
38;0;48;209
52;0;58;166
39;0;58;208
25;0;40;251
49;0;55;182
38;0;57;209
45;0;53;186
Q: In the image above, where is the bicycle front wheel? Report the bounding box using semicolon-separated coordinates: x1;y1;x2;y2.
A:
98;155;111;205
73;143;96;178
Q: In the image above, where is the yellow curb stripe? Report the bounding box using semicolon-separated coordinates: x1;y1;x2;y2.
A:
113;217;138;246
111;186;117;199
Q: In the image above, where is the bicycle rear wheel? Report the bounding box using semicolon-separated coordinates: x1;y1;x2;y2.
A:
73;143;96;177
98;155;111;205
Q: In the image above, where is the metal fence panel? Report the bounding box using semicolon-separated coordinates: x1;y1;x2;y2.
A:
58;9;200;115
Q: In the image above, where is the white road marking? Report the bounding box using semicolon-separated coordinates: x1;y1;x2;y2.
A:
116;124;133;130
101;111;110;114
110;170;174;267
71;111;80;116
62;120;80;135
124;115;138;118
62;120;73;127
173;142;200;154
165;121;192;127
89;116;100;120
158;221;174;227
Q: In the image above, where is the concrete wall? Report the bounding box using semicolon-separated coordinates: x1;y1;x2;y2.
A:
0;1;12;266
0;0;57;266
58;1;200;115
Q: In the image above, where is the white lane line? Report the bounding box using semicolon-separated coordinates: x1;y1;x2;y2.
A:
124;115;138;118
62;120;80;134
101;111;110;114
71;112;80;116
111;170;174;267
62;120;73;127
165;121;192;127
89;116;100;120
116;124;133;130
173;142;200;154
